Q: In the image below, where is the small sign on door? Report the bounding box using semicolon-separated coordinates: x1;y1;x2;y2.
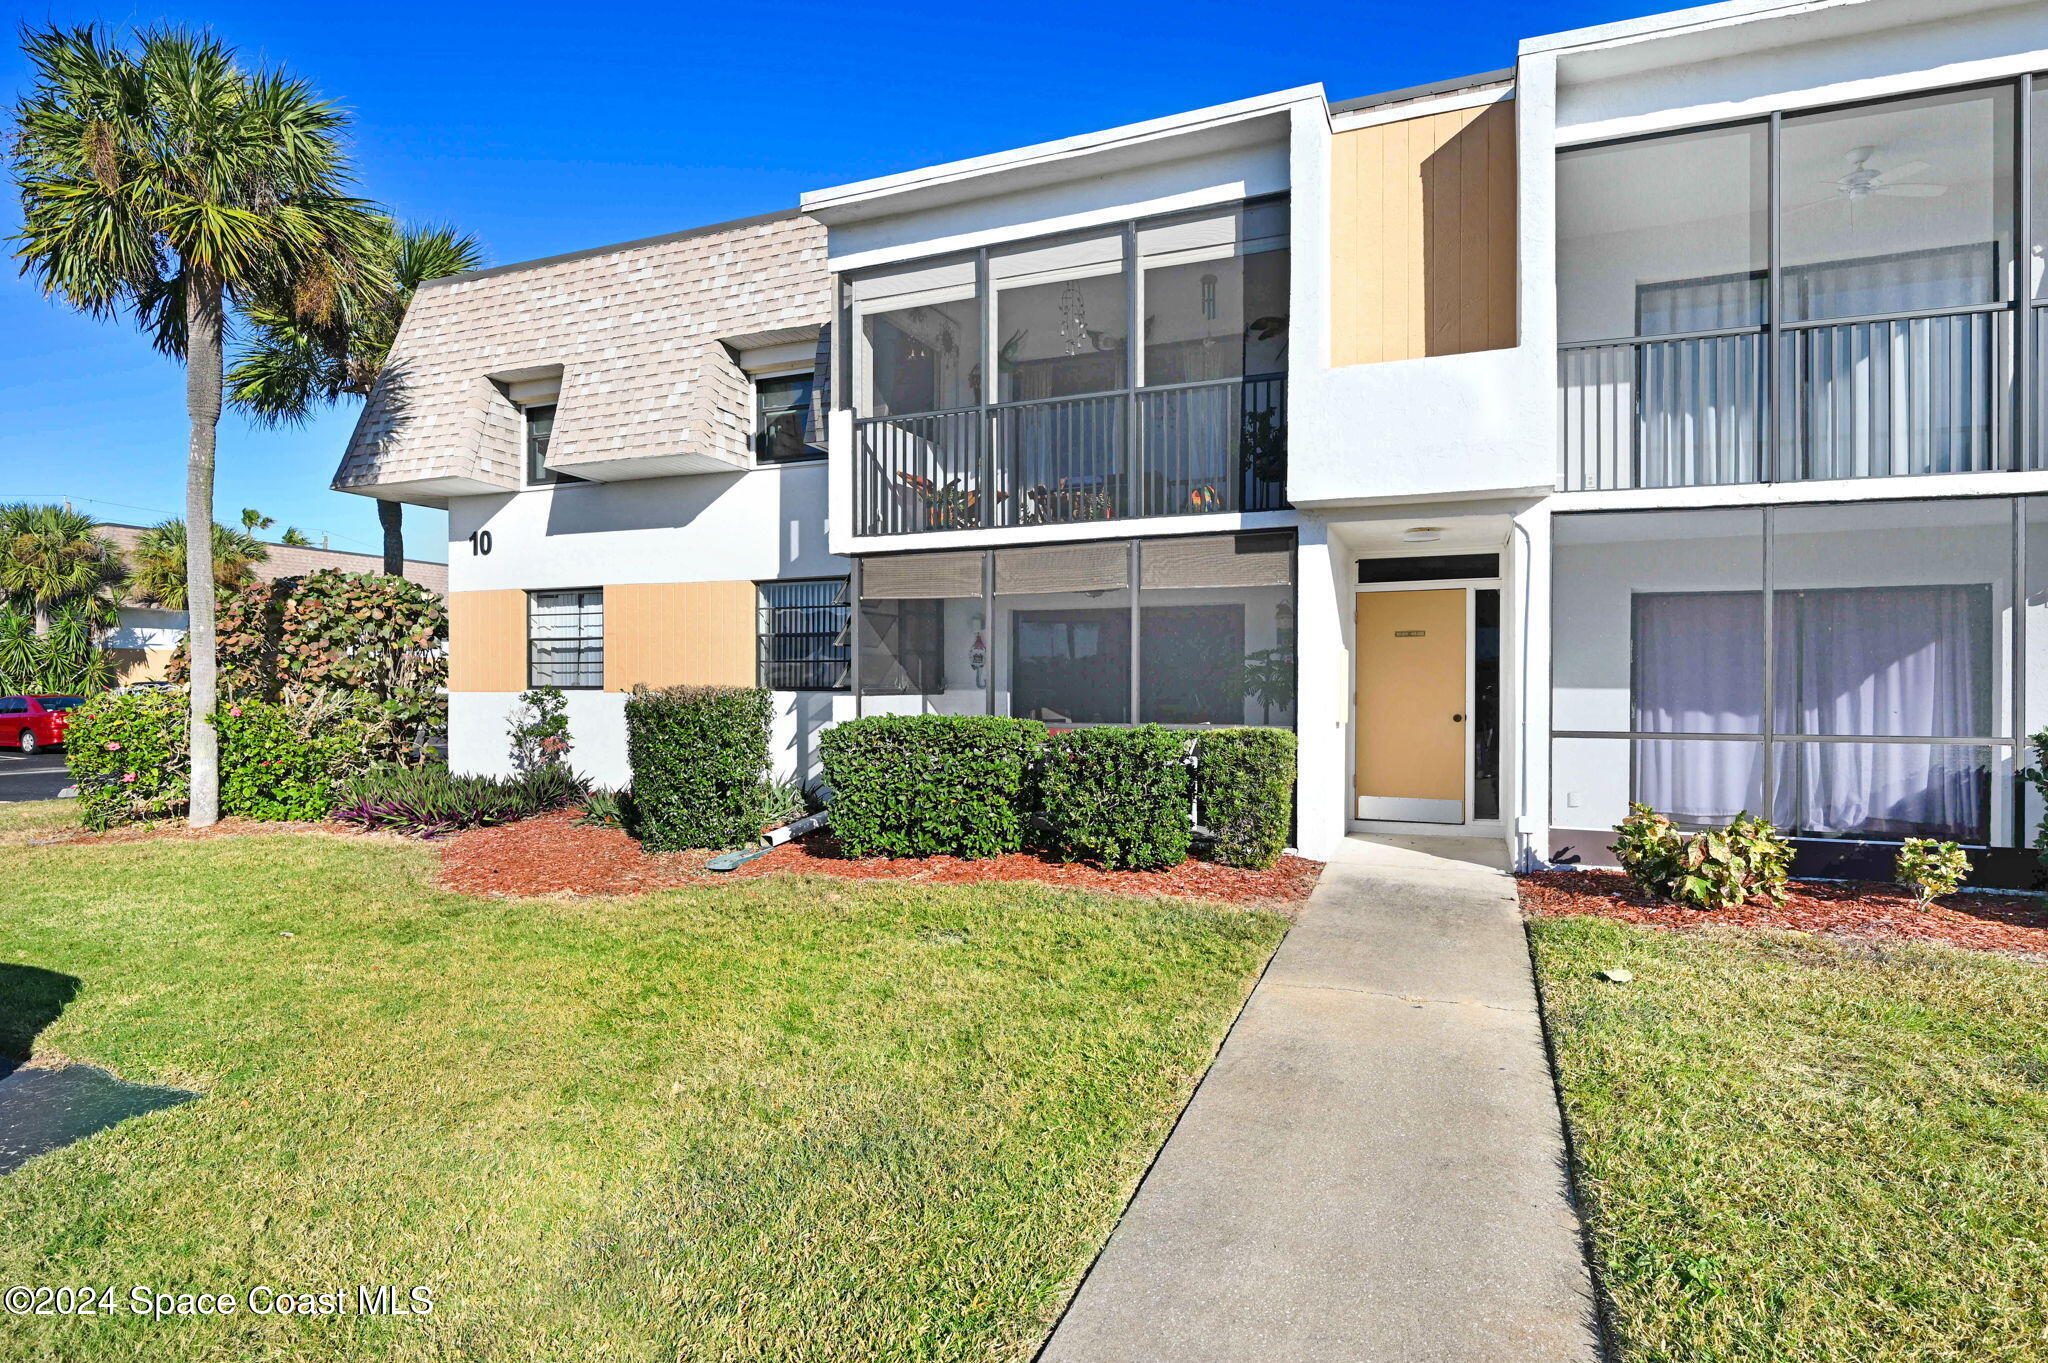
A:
1394;629;1426;637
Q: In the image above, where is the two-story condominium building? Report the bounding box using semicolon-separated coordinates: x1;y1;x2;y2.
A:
337;0;2048;876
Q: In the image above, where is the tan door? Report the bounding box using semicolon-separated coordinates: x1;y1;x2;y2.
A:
1354;589;1467;822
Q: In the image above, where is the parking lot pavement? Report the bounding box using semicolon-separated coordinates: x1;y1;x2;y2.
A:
0;749;75;802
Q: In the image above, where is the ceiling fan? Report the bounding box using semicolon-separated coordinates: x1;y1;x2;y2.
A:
1794;145;1948;215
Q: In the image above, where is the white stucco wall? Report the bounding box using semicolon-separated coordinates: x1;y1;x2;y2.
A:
443;460;854;791
449;688;857;790
447;461;841;592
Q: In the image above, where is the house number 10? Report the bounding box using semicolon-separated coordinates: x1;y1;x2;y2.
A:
468;529;493;556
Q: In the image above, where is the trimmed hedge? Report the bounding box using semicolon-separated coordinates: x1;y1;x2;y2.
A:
1193;728;1297;870
820;714;1046;859
625;685;772;850
1038;726;1193;871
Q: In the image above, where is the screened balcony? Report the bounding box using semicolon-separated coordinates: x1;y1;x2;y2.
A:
1557;79;2048;491
846;199;1289;536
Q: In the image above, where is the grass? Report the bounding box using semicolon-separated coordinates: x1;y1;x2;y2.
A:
0;797;79;845
1531;916;2048;1363
0;830;1286;1361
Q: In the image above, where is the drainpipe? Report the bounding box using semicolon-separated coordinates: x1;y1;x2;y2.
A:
1513;516;1539;872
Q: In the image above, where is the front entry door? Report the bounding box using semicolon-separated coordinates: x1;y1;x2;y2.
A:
1354;588;1467;823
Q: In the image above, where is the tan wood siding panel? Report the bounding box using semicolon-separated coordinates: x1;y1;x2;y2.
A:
603;581;758;691
1331;101;1517;367
448;590;529;692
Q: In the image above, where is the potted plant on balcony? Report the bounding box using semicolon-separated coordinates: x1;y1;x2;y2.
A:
895;472;998;530
1024;478;1117;524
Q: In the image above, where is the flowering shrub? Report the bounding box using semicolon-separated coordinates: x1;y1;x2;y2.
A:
1896;838;1971;905
215;699;376;822
66;692;377;828
66;690;191;829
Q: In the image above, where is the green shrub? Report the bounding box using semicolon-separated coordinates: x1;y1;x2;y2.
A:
1193;728;1297;869
1611;803;1792;910
331;763;585;837
625;685;772;850
579;787;633;830
70;691;390;829
820;714;1046;859
66;690;190;829
1613;803;1685;898
215;698;375;822
1038;726;1193;871
1896;838;1971;904
508;686;571;773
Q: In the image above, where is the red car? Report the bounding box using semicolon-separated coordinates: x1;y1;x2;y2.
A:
0;695;83;754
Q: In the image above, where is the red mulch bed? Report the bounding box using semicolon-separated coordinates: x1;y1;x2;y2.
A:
436;807;1321;910
1520;868;2048;957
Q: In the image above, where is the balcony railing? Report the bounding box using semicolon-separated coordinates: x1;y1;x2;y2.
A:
852;375;1286;537
1559;303;2019;491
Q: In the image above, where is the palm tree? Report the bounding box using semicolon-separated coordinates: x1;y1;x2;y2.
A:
0;503;124;632
127;519;269;610
10;24;382;825
232;220;482;573
0;502;125;691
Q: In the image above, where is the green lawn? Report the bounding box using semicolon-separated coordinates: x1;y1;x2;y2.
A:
0;797;79;844
0;829;1285;1361
1531;916;2048;1363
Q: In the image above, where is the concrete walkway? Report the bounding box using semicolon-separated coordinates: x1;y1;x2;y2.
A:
1038;836;1601;1363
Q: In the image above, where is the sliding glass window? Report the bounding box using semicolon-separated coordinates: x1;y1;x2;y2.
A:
1551;501;2019;845
854;531;1296;730
1558;79;2026;489
846;198;1289;536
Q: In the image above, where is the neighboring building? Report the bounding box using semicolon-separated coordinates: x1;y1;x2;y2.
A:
337;0;2048;876
96;523;448;684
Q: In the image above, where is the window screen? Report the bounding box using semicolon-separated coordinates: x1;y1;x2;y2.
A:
759;579;850;690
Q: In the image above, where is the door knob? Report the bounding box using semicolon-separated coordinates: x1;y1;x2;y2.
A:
1452;713;1465;723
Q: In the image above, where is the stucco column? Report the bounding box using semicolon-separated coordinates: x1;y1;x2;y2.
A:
1294;516;1350;860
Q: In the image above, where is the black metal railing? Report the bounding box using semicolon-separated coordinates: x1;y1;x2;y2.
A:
1560;305;2014;490
852;376;1287;537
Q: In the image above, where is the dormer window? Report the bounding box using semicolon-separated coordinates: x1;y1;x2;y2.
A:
522;402;585;486
754;372;822;463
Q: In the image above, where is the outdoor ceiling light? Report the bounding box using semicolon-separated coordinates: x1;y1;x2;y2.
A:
1401;527;1444;543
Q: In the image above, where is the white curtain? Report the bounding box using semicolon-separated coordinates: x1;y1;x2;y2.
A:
1635;242;1997;485
1772;586;1990;840
1630;584;1991;839
1632;592;1765;825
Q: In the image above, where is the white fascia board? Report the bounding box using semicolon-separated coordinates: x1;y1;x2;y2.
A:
1329;83;1514;132
1521;0;1856;57
801;85;1326;226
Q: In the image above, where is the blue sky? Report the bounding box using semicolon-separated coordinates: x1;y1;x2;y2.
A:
1;0;1647;562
